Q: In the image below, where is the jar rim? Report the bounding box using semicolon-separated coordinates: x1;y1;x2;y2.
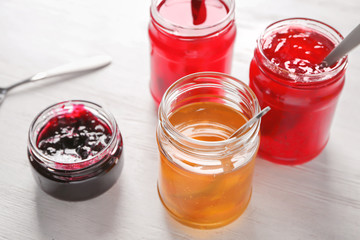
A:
158;72;261;150
256;17;348;84
28;100;119;170
150;0;235;37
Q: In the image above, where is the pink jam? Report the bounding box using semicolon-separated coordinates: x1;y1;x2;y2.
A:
262;27;335;75
149;0;236;104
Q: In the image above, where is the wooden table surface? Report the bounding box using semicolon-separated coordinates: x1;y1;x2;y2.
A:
0;0;359;239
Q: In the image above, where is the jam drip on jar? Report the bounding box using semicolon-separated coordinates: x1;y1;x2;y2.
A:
37;105;112;161
262;27;335;74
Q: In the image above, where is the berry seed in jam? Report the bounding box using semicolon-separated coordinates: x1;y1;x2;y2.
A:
37;104;112;162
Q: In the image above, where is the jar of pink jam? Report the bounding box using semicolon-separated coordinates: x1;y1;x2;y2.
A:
149;0;236;104
27;100;124;201
249;18;348;165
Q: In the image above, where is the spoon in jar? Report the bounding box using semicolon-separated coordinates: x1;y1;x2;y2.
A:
229;106;271;139
322;24;360;67
0;55;112;105
191;0;206;25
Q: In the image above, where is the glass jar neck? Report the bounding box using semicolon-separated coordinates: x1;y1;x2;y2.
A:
158;72;260;159
255;18;348;87
28;100;120;172
150;0;235;37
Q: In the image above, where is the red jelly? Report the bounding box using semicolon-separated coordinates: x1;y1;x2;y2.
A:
28;100;123;200
249;18;348;165
149;0;236;104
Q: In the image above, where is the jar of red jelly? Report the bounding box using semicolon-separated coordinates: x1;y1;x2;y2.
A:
157;72;260;228
249;18;348;165
27;100;124;201
149;0;236;104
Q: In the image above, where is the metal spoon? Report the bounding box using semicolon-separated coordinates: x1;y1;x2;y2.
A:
322;24;360;67
229;106;271;139
0;55;112;105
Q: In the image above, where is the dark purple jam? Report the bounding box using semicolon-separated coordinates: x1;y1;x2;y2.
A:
37;105;112;161
28;101;123;201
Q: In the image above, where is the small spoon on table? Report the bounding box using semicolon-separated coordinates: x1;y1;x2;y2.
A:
322;24;360;67
0;55;112;105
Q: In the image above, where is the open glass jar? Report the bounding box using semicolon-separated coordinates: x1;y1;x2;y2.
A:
149;0;237;104
157;72;260;229
249;18;348;165
28;100;124;201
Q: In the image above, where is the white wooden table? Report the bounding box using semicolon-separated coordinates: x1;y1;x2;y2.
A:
0;0;359;239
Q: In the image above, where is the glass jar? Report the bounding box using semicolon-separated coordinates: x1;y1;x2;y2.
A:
27;100;124;201
249;18;348;165
157;72;260;229
149;0;236;104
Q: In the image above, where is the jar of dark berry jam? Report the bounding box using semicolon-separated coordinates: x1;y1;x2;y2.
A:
27;100;123;201
249;18;348;165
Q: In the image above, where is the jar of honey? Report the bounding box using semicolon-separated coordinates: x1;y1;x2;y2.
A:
156;72;261;229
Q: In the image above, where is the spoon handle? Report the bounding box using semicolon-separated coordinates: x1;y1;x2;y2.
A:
323;24;360;66
229;106;271;139
6;55;112;91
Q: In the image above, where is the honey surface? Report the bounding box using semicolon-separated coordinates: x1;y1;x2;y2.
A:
169;101;247;141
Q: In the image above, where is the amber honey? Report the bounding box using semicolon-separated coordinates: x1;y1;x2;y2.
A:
157;101;257;229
